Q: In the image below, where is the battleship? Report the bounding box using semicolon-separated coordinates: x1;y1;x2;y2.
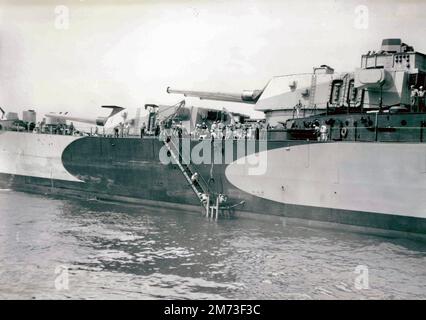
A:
1;38;425;236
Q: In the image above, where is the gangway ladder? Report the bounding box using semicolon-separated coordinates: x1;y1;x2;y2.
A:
207;195;220;221
163;136;214;216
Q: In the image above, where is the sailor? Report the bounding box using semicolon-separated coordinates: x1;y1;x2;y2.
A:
177;124;183;139
211;121;217;132
218;121;225;133
193;124;201;139
58;124;64;135
245;124;251;140
296;102;302;118
199;127;209;140
171;120;177;137
411;85;419;112
254;121;260;140
155;124;161;137
69;122;75;135
319;124;328;142
224;125;232;140
237;125;243;140
191;172;199;183
140;122;146;139
114;126;119;138
220;123;226;139
33;122;40;133
159;121;165;138
419;86;425;112
125;122;130;137
40;118;46;133
119;122;124;138
199;193;208;205
215;120;222;139
314;124;320;140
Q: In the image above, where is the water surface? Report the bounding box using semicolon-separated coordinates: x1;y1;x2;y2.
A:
0;190;425;299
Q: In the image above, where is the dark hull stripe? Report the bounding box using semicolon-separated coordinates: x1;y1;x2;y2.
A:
1;172;426;236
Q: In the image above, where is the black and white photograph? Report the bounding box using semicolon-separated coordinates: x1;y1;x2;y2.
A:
0;0;425;306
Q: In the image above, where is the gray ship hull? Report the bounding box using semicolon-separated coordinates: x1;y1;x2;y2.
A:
0;131;425;235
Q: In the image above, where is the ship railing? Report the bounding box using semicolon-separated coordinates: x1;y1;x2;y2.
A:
4;122;426;143
281;125;426;143
56;124;426;143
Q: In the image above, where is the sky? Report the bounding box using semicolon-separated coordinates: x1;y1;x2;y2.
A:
0;0;425;124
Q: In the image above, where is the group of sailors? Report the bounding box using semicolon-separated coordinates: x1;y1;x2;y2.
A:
114;122;132;138
314;123;329;142
411;85;425;112
154;119;266;141
32;120;107;137
190;172;228;210
26;118;266;140
32;120;77;135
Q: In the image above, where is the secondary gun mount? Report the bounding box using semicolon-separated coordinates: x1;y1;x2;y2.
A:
45;105;125;126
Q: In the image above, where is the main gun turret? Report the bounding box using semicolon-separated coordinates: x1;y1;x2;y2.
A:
168;39;426;125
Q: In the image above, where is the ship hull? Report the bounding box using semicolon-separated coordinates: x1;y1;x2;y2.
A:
1;131;425;235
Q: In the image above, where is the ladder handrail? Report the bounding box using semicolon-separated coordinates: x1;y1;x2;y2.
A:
163;139;205;200
162;136;214;214
167;137;211;194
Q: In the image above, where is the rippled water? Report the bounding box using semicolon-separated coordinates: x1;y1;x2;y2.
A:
0;189;425;299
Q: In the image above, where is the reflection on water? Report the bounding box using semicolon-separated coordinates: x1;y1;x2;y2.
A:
0;190;425;299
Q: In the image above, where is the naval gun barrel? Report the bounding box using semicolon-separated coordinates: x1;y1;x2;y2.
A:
44;114;105;126
166;87;262;104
